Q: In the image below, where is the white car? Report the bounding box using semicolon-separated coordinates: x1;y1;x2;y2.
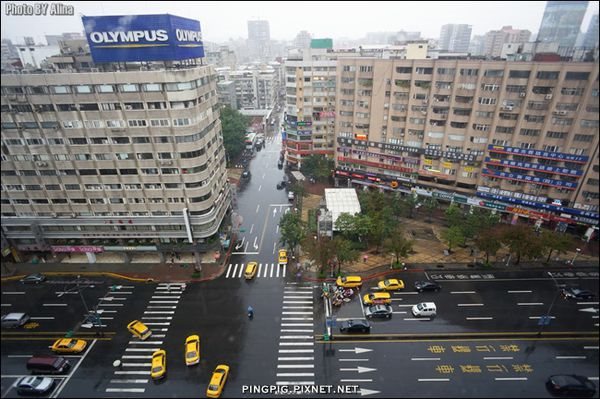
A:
288;192;295;201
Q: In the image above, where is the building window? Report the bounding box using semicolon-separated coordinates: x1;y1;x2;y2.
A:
96;84;115;93
565;72;590;81
560;87;584;96
509;70;531;79
74;85;94;94
119;84;140;93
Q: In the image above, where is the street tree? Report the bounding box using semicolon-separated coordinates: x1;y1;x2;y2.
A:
441;225;464;252
423;197;439;223
300;154;334;182
499;224;542;265
464;208;500;240
444;203;463;227
279;211;305;257
384;228;414;266
335;212;357;241
219;106;248;163
402;194;420;219
333;237;359;275
302;236;335;275
474;228;503;264
540;230;573;264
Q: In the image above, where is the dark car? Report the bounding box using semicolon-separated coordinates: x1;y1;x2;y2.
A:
546;374;596;397
277;160;284;169
276;181;287;190
414;280;441;292
339;319;371;333
20;273;47;284
16;376;55;395
561;288;595;300
365;304;393;319
241;170;251;180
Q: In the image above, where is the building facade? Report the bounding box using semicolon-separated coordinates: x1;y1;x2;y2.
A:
1;66;231;260
537;1;589;48
247;20;271;61
283;46;338;167
334;58;599;228
483;26;531;58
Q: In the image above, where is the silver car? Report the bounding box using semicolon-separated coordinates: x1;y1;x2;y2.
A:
16;376;55;395
365;304;393;319
1;313;30;328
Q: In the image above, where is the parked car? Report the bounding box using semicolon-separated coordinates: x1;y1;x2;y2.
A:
277;160;284;169
288;191;295;201
365;304;393;319
20;273;47;284
276;181;287;190
15;376;55;395
339;319;371;333
546;374;596;397
1;313;30;328
414;281;442;292
241;170;251;180
561;288;595;300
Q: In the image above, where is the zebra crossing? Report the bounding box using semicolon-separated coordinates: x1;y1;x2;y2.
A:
224;263;287;279
104;282;186;395
275;282;315;386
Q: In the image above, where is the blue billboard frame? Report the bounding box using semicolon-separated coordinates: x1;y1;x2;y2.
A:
82;14;204;63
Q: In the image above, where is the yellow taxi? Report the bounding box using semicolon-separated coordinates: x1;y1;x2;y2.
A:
336;276;363;288
51;338;87;354
151;349;166;379
244;262;258;280
378;278;405;291
127;320;152;341
206;364;230;398
185;335;200;366
362;292;392;305
278;249;288;266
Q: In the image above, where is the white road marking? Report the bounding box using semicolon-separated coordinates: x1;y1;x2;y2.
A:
279;342;314;346
484;357;514;360
122;356;152;359
141;317;173;320
146;306;176;309
555;356;586;359
339;359;369;362
281;317;313;321
277;364;314;369
283;264;286;277
279;335;313;339
411;358;441;361
278;357;314;361
125;348;159;352
457;303;484;307
256;204;260;213
148;301;178;304
583;346;599;350
466;317;494;320
144;311;175;314
43;303;68;307
105;388;146;392
275;381;314;385
517;303;544;306
53;339;97;397
112;371;148;375
108;380;148;384
121;363;152;367
128;341;163;345
142;322;171;326
30;317;55;320
238;265;244;278
508;290;532;293
495;378;528;381
418;378;450;382
270;263;274;278
2;292;25;295
341;379;373;382
97;303;124;306
276;373;314;377
151;296;181;299
278;349;314;353
281;323;313;327
451;291;476;294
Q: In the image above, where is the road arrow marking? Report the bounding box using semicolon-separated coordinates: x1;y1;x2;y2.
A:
253;236;259;250
273;208;277;217
340;366;376;374
235;237;245;250
339;348;373;354
579;307;599;314
359;388;381;397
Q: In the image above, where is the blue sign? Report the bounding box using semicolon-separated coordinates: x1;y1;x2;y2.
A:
82;14;204;63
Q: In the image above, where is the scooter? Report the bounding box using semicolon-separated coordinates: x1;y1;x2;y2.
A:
247;306;254;319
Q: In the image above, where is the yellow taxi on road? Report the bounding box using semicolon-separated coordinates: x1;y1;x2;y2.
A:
127;320;152;340
377;278;405;291
362;292;392;305
336;276;363;288
51;338;87;354
151;349;166;379
278;249;288;266
206;364;230;398
244;262;258;280
185;335;200;366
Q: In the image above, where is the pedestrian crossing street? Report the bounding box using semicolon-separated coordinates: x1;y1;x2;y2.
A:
224;263;287;279
105;282;186;395
275;282;315;386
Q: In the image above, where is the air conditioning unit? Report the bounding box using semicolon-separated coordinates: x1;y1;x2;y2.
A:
559;110;567;115
519;92;526;97
36;161;48;167
160;160;173;165
503;106;513;111
545;94;553;100
90;68;100;73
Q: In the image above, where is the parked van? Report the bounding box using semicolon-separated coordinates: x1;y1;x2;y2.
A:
27;356;71;375
1;313;30;328
411;302;437;317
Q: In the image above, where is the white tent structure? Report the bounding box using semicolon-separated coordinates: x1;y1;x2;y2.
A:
323;188;361;232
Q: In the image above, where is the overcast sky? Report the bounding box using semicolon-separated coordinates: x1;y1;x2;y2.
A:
2;1;598;44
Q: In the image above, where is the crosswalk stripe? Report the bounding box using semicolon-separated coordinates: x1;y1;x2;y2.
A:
231;264;238;278
109;379;148;384
264;264;269;277
128;341;163;345
121;362;151;367
283;264;286;277
276;266;280;278
238;264;244;278
125;348;159;352
225;264;233;278
278;357;314;361
112;371;148;375
105;388;146;392
276;372;315;377
279;342;314;346
270;263;274;278
258;263;263;277
276;381;314;385
278;349;314;353
280;335;314;339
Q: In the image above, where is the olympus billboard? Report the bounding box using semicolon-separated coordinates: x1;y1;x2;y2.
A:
82;14;204;62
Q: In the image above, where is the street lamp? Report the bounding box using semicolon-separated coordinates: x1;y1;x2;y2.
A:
570;248;581;267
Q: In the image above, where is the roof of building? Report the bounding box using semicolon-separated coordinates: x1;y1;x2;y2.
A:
324;188;361;231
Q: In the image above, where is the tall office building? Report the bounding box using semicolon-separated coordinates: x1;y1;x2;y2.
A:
1;14;231;262
334;58;599;227
583;14;599;49
247;20;271;61
537;1;589;48
439;24;473;52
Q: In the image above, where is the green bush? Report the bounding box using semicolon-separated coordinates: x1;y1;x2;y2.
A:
191;272;201;278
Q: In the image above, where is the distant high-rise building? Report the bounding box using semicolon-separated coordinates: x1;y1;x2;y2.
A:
483;26;531;58
247;20;271;61
469;35;486;56
395;30;421;44
23;36;35;46
583;14;599;48
439;24;472;52
537;1;588;48
294;30;312;49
